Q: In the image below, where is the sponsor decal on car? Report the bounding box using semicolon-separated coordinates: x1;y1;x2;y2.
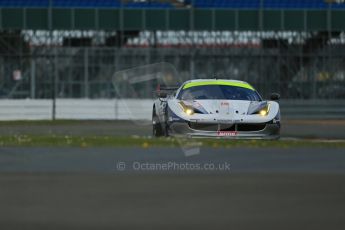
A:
220;101;230;115
217;119;233;123
217;131;238;136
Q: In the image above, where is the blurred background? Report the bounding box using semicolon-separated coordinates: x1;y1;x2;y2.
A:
0;0;344;120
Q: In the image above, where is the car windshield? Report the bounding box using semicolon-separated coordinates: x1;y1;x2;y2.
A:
177;85;262;101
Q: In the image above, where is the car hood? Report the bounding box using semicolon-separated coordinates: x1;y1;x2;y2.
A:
181;100;253;115
168;99;279;124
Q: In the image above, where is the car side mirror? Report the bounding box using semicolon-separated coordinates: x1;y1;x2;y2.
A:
270;93;280;101
157;91;167;98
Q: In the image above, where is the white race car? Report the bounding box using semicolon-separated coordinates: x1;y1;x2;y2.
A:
152;79;281;139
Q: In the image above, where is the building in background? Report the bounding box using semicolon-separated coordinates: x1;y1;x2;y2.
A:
0;0;345;99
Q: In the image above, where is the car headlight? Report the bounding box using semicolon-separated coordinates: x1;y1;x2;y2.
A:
247;102;271;116
185;108;194;115
179;101;195;116
258;104;270;116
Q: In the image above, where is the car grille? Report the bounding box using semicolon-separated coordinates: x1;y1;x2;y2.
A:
188;122;266;132
188;123;235;131
237;124;266;131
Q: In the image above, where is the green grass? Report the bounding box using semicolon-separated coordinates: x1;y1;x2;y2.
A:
0;135;344;148
0;120;115;126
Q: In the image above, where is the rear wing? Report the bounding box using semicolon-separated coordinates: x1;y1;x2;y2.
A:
159;86;179;91
155;85;180;98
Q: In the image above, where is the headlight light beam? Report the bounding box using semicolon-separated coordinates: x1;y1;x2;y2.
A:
185;108;194;115
259;104;270;116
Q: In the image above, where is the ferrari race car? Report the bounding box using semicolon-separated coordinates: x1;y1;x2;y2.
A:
152;79;281;139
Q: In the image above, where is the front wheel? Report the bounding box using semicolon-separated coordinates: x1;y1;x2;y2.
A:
153;121;164;137
152;109;164;137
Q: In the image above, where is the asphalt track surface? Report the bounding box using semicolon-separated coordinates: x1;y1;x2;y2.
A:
1;147;345;173
1;147;345;230
1;173;344;230
1;120;345;230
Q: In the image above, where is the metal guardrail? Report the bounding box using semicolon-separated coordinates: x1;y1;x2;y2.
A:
0;99;153;121
280;100;345;119
0;99;344;121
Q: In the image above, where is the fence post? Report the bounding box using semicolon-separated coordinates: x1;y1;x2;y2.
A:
84;48;89;98
30;58;35;99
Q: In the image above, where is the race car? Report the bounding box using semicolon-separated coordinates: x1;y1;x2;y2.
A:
152;79;281;139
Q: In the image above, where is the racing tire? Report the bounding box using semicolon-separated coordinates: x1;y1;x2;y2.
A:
152;108;164;137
